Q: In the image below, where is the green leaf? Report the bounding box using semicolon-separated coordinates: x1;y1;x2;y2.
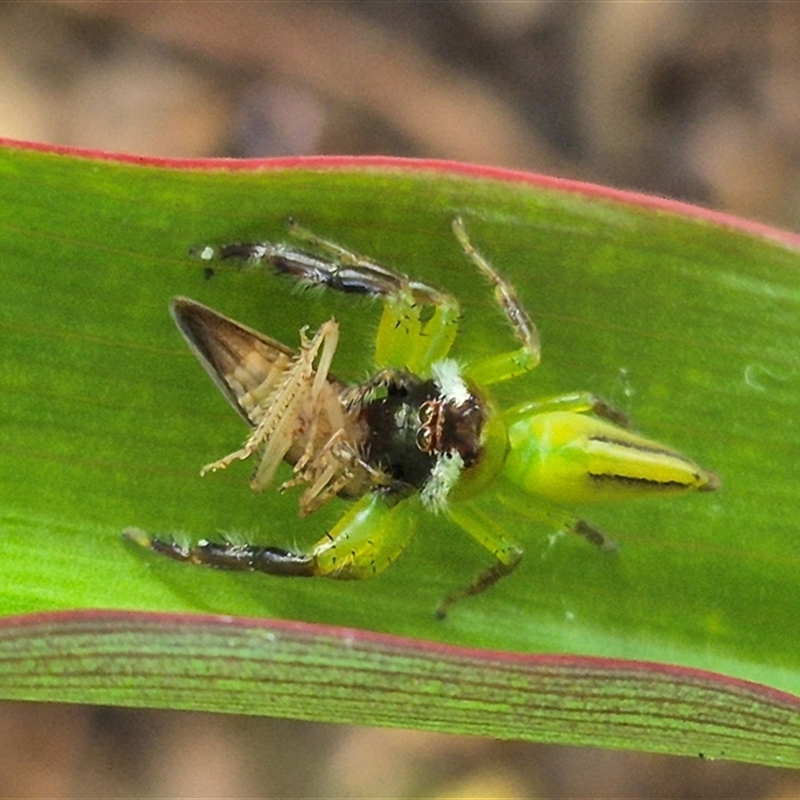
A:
1;142;799;766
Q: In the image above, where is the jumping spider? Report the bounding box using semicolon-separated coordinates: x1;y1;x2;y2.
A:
128;218;718;616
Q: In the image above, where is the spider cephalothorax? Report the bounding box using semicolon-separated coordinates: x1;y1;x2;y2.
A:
354;362;488;512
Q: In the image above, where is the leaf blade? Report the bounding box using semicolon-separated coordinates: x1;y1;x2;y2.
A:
2;610;799;768
2;141;800;763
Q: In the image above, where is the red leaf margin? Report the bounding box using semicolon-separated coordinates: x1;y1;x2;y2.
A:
3;136;799;251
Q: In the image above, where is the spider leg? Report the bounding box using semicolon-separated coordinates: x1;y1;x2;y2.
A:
287;220;463;373
197;222;462;374
505;390;629;428
125;492;418;580
438;498;524;618
453;218;541;386
438;483;616;617
495;484;617;551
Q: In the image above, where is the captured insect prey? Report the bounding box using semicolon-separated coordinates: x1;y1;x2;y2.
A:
127;218;719;617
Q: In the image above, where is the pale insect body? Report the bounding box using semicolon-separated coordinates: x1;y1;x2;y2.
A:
172;303;375;514
128;219;718;616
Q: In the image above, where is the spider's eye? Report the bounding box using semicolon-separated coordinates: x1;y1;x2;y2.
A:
416;425;434;453
418;401;435;425
416;401;438;453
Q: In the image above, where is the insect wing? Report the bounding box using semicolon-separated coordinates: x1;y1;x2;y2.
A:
171;297;300;426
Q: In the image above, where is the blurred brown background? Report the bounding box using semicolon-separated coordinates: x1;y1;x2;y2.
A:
1;2;799;797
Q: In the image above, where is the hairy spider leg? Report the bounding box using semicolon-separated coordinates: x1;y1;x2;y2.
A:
438;490;617;618
435;484;618;618
126;492;418;580
450;221;628;429
504;391;630;428
438;498;524;618
453;217;541;386
205;221;461;375
287;220;463;374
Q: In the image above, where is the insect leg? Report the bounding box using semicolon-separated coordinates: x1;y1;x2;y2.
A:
453;218;541;386
125;493;417;580
200;319;339;492
505;390;629;427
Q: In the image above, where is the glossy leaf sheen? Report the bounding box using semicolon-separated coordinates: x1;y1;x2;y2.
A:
1;142;799;766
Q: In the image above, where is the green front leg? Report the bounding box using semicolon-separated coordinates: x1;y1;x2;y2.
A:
127;494;419;581
308;493;419;579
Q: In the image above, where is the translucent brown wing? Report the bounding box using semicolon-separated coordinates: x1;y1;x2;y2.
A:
171;296;345;427
171;297;374;508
